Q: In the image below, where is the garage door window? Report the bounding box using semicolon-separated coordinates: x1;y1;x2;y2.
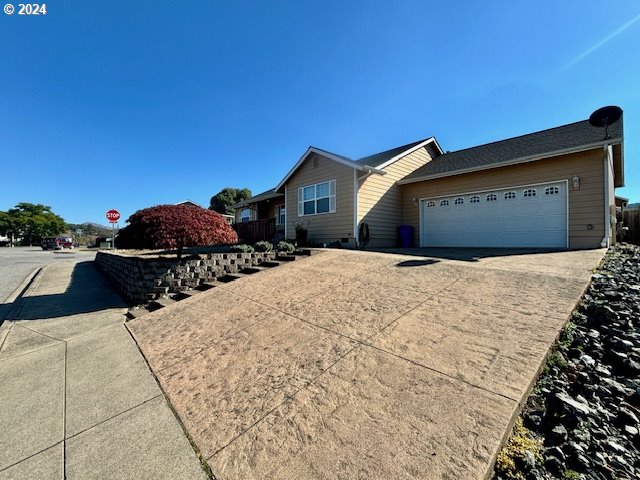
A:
454;197;464;205
440;199;449;206
523;189;537;197
470;195;480;204
504;191;516;200
545;186;559;195
426;201;436;208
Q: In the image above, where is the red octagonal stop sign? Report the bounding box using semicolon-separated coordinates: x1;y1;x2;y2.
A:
106;209;120;223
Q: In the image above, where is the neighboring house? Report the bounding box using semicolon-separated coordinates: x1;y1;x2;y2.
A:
174;200;203;208
236;110;624;250
615;196;629;210
175;199;234;225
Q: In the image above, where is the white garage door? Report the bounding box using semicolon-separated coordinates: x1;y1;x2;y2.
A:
420;182;568;248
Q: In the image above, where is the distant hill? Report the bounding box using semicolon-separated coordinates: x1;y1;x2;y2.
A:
68;222;111;237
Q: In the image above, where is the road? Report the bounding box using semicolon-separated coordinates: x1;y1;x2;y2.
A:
0;247;95;303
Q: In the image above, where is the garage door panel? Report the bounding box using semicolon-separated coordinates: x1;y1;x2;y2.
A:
421;182;567;248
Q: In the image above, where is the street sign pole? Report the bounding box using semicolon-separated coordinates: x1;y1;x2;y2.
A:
105;209;121;250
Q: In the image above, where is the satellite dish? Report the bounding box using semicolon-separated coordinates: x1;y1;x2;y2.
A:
588;106;622;140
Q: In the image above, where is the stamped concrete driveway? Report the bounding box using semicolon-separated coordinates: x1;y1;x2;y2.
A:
127;248;605;479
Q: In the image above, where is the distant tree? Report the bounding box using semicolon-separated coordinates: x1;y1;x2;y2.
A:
116;204;238;258
0;203;66;246
209;188;252;215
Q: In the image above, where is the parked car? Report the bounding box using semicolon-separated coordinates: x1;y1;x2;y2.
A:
41;237;75;250
41;237;62;250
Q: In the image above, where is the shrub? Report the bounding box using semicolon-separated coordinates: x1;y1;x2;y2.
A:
277;240;295;252
494;418;542;480
230;244;254;253
294;220;308;246
115;204;237;258
254;241;273;252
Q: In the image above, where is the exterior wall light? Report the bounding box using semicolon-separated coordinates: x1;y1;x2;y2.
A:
572;176;580;190
412;197;418;207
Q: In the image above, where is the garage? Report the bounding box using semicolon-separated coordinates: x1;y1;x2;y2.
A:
420;181;568;248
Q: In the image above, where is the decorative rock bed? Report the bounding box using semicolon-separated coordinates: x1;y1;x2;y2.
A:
494;244;640;480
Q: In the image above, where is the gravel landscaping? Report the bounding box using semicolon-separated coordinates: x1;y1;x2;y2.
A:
494;244;640;480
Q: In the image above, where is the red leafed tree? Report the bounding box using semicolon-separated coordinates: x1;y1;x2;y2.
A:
116;204;238;258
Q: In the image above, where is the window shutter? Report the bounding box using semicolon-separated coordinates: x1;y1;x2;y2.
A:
298;187;303;216
329;179;336;212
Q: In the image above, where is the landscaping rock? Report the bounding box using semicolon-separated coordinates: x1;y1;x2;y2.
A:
493;244;640;480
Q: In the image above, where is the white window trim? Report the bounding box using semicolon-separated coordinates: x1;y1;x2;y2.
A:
298;179;336;217
240;208;252;223
276;204;286;225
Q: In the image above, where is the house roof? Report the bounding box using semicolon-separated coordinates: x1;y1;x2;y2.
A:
274;139;442;192
232;188;283;208
274;146;386;192
174;200;203;208
400;116;624;184
354;138;436;168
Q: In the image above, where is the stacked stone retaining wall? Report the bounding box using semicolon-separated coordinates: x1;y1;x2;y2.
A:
95;250;277;304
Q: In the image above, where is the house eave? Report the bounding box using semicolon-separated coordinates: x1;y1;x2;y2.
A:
397;139;622;185
375;137;443;170
275;146;384;192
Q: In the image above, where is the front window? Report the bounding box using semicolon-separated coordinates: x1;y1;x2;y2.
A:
240;208;251;223
277;205;286;225
298;180;336;216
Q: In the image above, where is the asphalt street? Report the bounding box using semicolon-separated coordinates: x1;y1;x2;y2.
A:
0;247;95;303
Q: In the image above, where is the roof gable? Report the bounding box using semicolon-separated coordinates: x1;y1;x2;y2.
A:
354;137;443;170
274;147;384;192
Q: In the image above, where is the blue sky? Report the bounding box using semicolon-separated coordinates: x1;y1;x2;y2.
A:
1;1;639;225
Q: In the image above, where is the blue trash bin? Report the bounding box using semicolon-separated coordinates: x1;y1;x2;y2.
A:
397;225;415;248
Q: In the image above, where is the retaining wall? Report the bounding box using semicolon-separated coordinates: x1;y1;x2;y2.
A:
95;250;277;304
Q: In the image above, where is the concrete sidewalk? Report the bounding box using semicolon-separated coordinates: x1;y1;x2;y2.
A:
0;259;207;480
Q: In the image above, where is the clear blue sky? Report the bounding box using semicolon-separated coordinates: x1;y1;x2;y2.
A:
1;1;639;225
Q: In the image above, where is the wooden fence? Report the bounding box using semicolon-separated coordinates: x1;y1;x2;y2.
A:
622;210;640;245
235;218;276;244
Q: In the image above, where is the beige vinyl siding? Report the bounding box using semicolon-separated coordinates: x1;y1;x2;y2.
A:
401;149;606;249
285;153;355;246
358;146;434;247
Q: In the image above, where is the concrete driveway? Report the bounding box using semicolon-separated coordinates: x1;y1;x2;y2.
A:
127;248;605;479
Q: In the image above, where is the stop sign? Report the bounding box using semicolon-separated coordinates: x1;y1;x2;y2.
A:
106;209;120;223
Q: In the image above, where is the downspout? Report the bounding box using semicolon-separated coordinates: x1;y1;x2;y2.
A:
284;185;288;240
353;169;358;246
354;169;376;248
600;145;612;248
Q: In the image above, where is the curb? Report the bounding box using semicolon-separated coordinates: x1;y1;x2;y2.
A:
0;266;46;348
4;266;43;305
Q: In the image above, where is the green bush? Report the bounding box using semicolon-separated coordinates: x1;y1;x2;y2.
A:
254;241;273;252
277;241;295;252
230;244;254;253
495;418;542;480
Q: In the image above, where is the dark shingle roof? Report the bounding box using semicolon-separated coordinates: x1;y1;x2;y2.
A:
354;138;430;168
232;188;283;208
401;117;623;182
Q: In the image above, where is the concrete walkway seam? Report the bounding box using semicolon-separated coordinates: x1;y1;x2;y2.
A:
0;440;64;474
204;275;468;461
123;325;216;480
